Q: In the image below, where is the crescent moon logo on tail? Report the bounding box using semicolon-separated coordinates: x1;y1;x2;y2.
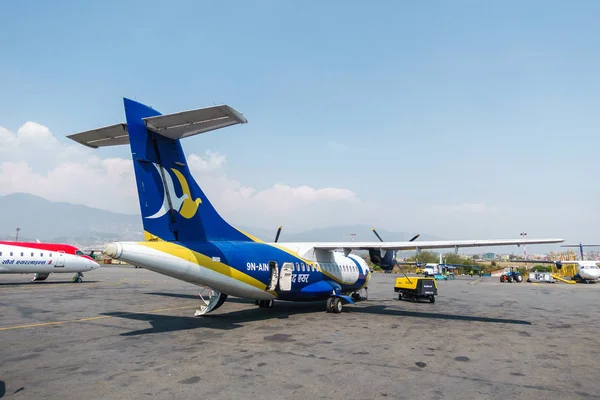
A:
146;163;202;220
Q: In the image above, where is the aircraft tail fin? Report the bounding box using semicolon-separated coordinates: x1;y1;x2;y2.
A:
68;98;258;244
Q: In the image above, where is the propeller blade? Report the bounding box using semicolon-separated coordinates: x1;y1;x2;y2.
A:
372;228;384;242
409;234;420;242
274;226;282;243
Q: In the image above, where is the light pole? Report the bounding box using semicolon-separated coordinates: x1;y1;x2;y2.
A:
15;227;21;242
520;232;527;271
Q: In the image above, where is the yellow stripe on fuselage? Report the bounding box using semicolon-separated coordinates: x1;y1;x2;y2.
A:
234;228;265;243
140;231;362;289
138;236;270;293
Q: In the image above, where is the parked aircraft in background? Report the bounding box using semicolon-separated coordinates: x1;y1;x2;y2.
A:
68;98;564;315
517;243;600;283
0;241;100;282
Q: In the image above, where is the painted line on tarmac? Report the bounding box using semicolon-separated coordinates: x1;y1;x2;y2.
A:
0;304;198;331
469;277;482;285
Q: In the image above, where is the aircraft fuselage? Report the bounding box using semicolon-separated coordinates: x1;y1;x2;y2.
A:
105;240;371;302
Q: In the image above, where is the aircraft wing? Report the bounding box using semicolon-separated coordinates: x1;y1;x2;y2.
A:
311;238;564;252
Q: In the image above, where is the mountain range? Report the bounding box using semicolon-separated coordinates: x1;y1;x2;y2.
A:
0;193;554;255
0;193;438;249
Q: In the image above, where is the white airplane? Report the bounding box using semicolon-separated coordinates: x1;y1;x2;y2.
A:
563;261;600;282
67;98;564;315
0;240;100;282
518;243;600;283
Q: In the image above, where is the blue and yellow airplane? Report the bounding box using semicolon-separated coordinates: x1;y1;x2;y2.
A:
67;98;564;316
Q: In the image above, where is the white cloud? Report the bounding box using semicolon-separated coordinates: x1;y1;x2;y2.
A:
188;152;226;172
0;122;363;229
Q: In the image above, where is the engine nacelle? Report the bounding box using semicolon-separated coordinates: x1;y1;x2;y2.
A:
368;249;396;272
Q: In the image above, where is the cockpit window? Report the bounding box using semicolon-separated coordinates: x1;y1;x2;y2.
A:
75;250;84;256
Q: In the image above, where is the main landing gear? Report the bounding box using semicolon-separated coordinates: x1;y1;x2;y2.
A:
326;297;343;313
72;272;84;283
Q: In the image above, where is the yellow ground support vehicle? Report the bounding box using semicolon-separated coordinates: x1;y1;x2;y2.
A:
394;277;438;303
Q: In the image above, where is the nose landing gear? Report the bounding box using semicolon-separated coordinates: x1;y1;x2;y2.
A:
72;272;84;283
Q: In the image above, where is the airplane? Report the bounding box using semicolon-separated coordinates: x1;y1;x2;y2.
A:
514;243;600;283
66;98;564;316
0;240;100;282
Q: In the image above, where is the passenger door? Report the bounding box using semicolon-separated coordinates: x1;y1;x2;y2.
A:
56;251;65;267
279;263;294;291
267;261;278;291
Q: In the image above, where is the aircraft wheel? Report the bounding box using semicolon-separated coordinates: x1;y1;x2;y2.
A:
332;298;343;313
429;296;435;303
326;297;334;312
76;277;83;283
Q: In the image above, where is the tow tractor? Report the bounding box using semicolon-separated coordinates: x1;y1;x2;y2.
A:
500;266;523;283
394;276;438;303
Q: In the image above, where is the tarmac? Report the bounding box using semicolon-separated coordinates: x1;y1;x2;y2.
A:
1;267;600;400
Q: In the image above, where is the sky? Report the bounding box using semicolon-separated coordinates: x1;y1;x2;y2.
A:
0;0;599;249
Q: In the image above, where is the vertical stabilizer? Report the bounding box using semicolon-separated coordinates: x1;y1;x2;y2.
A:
123;98;255;244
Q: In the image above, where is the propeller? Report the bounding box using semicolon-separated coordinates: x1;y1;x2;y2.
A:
371;228;420;272
274;226;282;243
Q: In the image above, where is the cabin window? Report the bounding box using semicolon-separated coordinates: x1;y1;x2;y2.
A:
31;252;34;257
49;253;52;257
10;252;13;256
0;252;2;256
40;253;43;257
20;252;23;257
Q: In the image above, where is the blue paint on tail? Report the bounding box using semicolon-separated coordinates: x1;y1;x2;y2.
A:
123;98;254;243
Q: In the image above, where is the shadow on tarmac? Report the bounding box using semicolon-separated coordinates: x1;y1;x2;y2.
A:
102;297;531;336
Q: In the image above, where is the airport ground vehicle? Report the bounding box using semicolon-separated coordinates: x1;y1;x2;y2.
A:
527;271;556;283
394;277;437;303
500;267;523;283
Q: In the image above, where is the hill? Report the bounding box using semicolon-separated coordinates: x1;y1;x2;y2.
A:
0;193;552;255
0;194;442;249
0;193;142;246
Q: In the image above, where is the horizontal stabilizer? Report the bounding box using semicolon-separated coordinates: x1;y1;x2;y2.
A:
66;104;247;148
67;123;128;149
143;104;247;140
